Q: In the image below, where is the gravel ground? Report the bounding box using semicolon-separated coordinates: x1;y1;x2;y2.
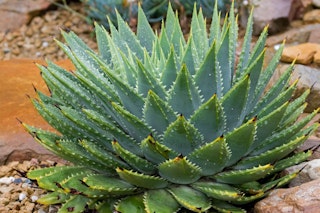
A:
0;159;65;213
0;2;97;61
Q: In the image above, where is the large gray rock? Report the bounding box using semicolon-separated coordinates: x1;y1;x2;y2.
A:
254;178;320;213
241;0;303;35
284;158;320;187
313;0;320;7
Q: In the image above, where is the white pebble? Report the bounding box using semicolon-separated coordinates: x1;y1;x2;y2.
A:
274;44;281;50
19;192;27;201
31;195;38;202
42;41;49;47
0;176;15;184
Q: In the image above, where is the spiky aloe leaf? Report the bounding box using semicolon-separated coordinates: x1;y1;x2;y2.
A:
116;168;168;189
144;189;180;213
169;186;211;212
159;156;202;184
192;182;242;201
37;192;70;205
115;194;145;213
214;164;274;184
189;136;230;176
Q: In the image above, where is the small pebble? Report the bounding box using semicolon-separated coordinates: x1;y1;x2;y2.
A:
0;176;15;184
13;178;23;184
19;193;27;201
31;195;38;202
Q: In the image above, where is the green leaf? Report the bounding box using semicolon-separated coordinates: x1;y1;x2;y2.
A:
111;102;151;143
251;102;289;151
181;36;197;75
115;194;145;213
59;195;90;213
27;166;91;191
257;80;297;119
190;5;208;62
95;23;111;63
83;174;138;196
144;189;180;213
136;60;166;99
168;65;202;118
192;181;242;201
250;43;285;108
79;139;129;170
162;115;203;155
211;200;246;213
189;136;230;176
251;110;318;156
90;53;145;118
225;117;257;166
141;134;178;164
209;1;221;44
214;164;274;184
83;109;141;156
235;7;253;80
37;191;70;205
235;130;314;170
56;139;114;172
116;168;168;189
116;10;144;60
143;90;177;134
112;140;156;174
59;172;110;198
137;6;156;54
160;46;178;89
158;156;202;184
165;3;185;56
272;150;312;173
221;74;250;131
194;41;220;101
190;94;225;142
169;186;211;212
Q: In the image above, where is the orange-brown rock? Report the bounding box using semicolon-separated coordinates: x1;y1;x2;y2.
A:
281;43;320;64
314;50;320;64
0;59;74;165
303;9;320;23
254;178;320;213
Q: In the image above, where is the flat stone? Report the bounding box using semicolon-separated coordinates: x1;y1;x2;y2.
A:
242;0;302;35
303;9;320;23
266;24;320;47
314;50;320;64
281;43;320;64
308;28;320;43
313;0;320;7
0;59;74;165
254;178;320;213
284;158;320;187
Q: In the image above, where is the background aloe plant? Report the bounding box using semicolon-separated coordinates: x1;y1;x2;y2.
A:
80;0;233;29
25;1;318;212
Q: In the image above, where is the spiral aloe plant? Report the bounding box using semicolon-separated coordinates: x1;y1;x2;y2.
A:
25;2;318;212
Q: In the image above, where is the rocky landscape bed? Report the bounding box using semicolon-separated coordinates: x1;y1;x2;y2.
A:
1;0;320;212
